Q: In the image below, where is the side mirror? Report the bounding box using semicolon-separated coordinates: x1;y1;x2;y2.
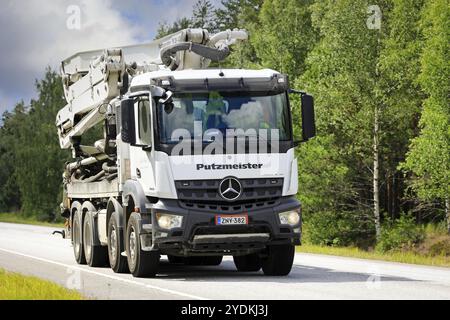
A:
159;90;173;105
301;94;316;141
121;99;136;144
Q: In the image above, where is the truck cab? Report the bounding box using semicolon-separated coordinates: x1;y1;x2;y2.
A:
116;68;315;276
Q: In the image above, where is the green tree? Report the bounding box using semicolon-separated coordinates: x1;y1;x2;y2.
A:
297;0;386;242
378;0;425;219
155;17;192;39
0;107;25;212
0;69;111;220
192;0;216;31
252;0;318;80
12;69;70;219
219;0;264;68
402;0;449;232
215;0;242;30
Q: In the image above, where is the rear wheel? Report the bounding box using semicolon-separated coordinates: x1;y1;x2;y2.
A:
233;253;261;272
108;212;128;273
126;213;160;278
72;209;86;265
83;211;108;267
262;245;295;276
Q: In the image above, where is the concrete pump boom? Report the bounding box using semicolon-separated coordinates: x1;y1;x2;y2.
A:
56;28;247;149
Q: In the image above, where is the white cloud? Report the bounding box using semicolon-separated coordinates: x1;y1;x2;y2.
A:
0;0;223;116
0;0;141;113
110;0;223;41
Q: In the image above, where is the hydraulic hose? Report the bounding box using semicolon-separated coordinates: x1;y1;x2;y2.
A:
160;42;230;70
66;154;108;173
81;170;105;183
71;170;105;183
106;173;118;181
102;162;118;174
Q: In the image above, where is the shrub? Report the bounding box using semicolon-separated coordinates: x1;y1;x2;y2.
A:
427;238;450;256
418;223;450;257
376;214;425;253
304;211;375;248
424;221;448;237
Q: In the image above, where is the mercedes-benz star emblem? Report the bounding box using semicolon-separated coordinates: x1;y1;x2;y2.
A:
219;177;242;201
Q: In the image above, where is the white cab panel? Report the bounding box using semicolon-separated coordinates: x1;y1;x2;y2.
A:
138;149;298;199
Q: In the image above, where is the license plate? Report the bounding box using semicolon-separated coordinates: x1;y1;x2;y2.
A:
215;215;248;225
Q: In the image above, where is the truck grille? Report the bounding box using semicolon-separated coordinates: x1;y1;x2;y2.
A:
175;178;283;213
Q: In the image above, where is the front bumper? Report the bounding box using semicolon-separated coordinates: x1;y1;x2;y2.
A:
143;197;301;256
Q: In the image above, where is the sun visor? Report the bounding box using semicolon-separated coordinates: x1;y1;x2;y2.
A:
150;73;289;94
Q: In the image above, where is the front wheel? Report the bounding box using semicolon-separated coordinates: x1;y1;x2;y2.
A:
262;245;295;276
126;213;160;278
108;212;128;273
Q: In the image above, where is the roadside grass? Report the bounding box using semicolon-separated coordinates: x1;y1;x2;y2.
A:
297;220;450;268
0;268;83;300
0;213;64;228
297;243;450;268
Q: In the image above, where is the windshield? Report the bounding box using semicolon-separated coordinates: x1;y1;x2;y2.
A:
157;91;291;143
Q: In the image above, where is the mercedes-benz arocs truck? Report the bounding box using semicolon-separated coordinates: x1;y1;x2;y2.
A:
56;28;316;277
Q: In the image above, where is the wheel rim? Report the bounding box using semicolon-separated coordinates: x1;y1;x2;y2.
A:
129;227;137;268
84;219;92;259
74;217;81;256
109;226;117;265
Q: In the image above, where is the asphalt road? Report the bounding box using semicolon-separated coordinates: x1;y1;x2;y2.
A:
0;222;449;300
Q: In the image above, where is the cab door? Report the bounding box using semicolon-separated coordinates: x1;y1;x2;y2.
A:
129;96;156;194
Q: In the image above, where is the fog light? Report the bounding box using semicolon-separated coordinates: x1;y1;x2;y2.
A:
279;210;300;226
156;213;183;230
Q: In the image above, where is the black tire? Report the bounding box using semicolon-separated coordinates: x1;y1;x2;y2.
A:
233;253;261;272
126;213;160;278
72;209;86;265
185;256;223;266
83;211;108;267
262;245;295;276
108;212;129;273
167;255;184;264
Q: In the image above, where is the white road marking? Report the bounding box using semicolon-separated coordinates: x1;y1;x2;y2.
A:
0;247;208;300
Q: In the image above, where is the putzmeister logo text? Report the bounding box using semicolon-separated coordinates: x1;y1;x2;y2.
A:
196;163;263;170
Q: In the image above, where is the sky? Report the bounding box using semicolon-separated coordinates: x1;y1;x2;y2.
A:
0;0;222;117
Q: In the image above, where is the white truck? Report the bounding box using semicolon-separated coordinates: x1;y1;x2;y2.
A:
56;28;316;277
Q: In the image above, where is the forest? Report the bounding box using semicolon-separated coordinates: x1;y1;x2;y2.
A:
0;0;448;255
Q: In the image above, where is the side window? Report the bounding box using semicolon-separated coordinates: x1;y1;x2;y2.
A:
138;99;152;145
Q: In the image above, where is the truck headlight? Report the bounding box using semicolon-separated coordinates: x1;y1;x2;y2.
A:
278;210;300;226
156;213;183;230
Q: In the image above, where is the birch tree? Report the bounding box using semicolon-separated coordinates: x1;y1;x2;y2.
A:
402;0;450;233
